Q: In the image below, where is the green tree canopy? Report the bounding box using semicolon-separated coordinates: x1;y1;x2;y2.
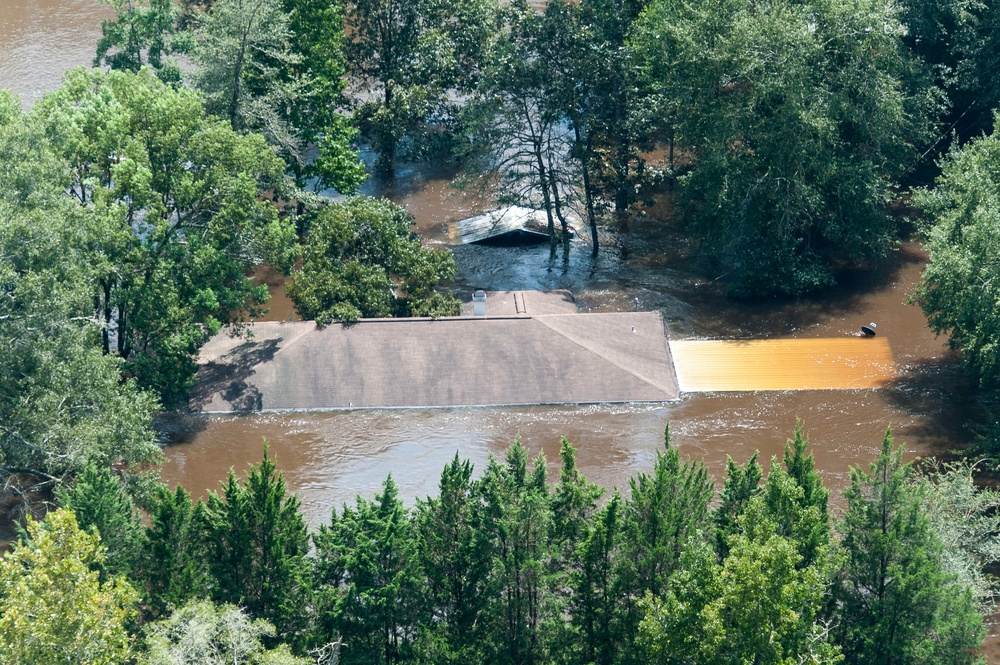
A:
571;492;622;665
282;0;367;194
189;0;367;191
915;459;1000;613
614;426;715;665
0;509;138;665
576;0;659;228
477;438;554;665
632;0;936;295
756;424;831;567
193;0;304;158
640;522;843;665
280;0;348;146
346;0;500;172
315;475;423;665
899;0;1000;136
413;454;492;663
714;451;762;558
30;67;298;405
834;429;984;664
55;461;144;581
140;484;212;619
912;114;1000;385
0;90;160;482
289;196;460;324
203;444;312;640
95;0;188;84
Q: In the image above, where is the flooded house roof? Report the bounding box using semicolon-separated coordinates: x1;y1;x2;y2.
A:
190;309;680;413
189;287;900;412
448;206;581;245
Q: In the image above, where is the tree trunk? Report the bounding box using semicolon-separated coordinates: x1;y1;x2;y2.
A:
533;141;557;260
547;152;570;263
378;83;396;177
117;304;128;358
229;44;246;131
573;122;600;257
99;279;112;355
668;118;677;191
614;142;631;232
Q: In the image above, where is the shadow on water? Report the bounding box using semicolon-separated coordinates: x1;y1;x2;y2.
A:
881;355;984;456
154;412;208;445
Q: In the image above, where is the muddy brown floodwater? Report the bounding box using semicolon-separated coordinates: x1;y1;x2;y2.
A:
0;0;111;109
4;2;997;658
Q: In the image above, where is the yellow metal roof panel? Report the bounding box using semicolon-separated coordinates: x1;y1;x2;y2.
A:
668;338;897;392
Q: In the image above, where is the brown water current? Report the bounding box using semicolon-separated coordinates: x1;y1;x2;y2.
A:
0;0;111;108
4;4;997;657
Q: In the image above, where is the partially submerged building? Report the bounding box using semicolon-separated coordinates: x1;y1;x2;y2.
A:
190;290;899;413
190;291;679;412
448;206;580;245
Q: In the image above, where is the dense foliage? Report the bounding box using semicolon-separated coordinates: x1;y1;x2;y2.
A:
0;90;160;485
460;0;659;260
0;63;460;492
0;509;138;665
835;432;984;664
95;0;188;83
912;115;1000;385
29;68;298;405
289;197;461;324
2;426;986;664
632;0;937;294
86;0;1000;301
192;0;304;158
1;1;998;661
345;0;500;173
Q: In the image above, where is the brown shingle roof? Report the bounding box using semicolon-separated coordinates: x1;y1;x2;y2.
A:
190;311;680;412
458;290;577;317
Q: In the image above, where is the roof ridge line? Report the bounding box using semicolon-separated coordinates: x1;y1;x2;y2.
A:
532;314;676;396
267;321;317;356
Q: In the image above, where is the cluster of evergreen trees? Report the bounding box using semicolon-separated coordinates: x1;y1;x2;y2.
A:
2;424;991;664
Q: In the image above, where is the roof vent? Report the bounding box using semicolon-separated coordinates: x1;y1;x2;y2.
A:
473;290;487;317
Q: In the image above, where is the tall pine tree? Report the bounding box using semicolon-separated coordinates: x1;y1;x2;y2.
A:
478;439;553;665
614;425;714;665
570;491;622;665
55;461;143;582
414;454;492;664
141;484;212;619
202;444;312;642
834;429;983;664
326;475;422;665
713;451;763;559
